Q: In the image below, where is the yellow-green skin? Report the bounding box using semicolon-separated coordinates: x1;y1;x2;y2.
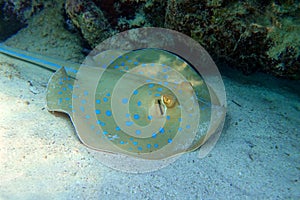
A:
47;49;212;157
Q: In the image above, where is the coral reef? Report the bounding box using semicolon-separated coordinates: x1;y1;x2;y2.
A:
65;0;112;47
63;0;299;79
164;0;300;79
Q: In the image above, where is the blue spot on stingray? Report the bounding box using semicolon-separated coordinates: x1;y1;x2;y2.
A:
178;118;182;122
178;127;182;131
147;144;151;149
133;114;140;120
62;87;67;91
58;91;62;95
114;65;119;69
157;88;163;92
95;109;101;114
80;106;85;112
120;141;125;144
134;61;139;65
98;121;105;126
138;146;142;151
148;115;152;120
141;63;146;67
155;93;161;97
106;110;112;117
168;138;173;143
72;94;78;99
186;125;191;129
133;90;138;95
152;133;157;138
121;62;125;66
65;97;70;101
166;115;171;120
154;144;159;148
126;121;133;126
84;91;88;96
106;93;111;97
116;126;121;131
103;97;108;102
135;130;141;135
122;98;128;104
85;115;90;119
81;99;87;104
133;141;138;146
159;127;165;134
149;84;154;88
96;99;101;104
137;101;142;106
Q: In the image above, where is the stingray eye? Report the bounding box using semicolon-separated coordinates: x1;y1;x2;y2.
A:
162;94;176;108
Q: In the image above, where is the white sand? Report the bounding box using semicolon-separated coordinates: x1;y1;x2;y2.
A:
0;6;299;200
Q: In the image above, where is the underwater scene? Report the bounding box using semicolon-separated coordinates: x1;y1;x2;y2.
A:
0;0;299;199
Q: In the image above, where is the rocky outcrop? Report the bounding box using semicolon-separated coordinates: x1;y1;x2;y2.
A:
164;0;300;79
65;0;111;47
64;0;299;79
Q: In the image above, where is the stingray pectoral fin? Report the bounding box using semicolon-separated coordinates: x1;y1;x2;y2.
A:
186;85;226;152
46;67;74;114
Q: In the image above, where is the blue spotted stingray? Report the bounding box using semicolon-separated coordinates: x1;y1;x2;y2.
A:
0;43;220;160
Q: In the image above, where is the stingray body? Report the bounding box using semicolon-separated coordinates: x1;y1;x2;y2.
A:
0;39;225;160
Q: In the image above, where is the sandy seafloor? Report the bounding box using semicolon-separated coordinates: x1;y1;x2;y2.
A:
0;7;299;200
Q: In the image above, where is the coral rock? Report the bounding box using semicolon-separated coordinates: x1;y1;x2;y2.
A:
65;0;111;47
